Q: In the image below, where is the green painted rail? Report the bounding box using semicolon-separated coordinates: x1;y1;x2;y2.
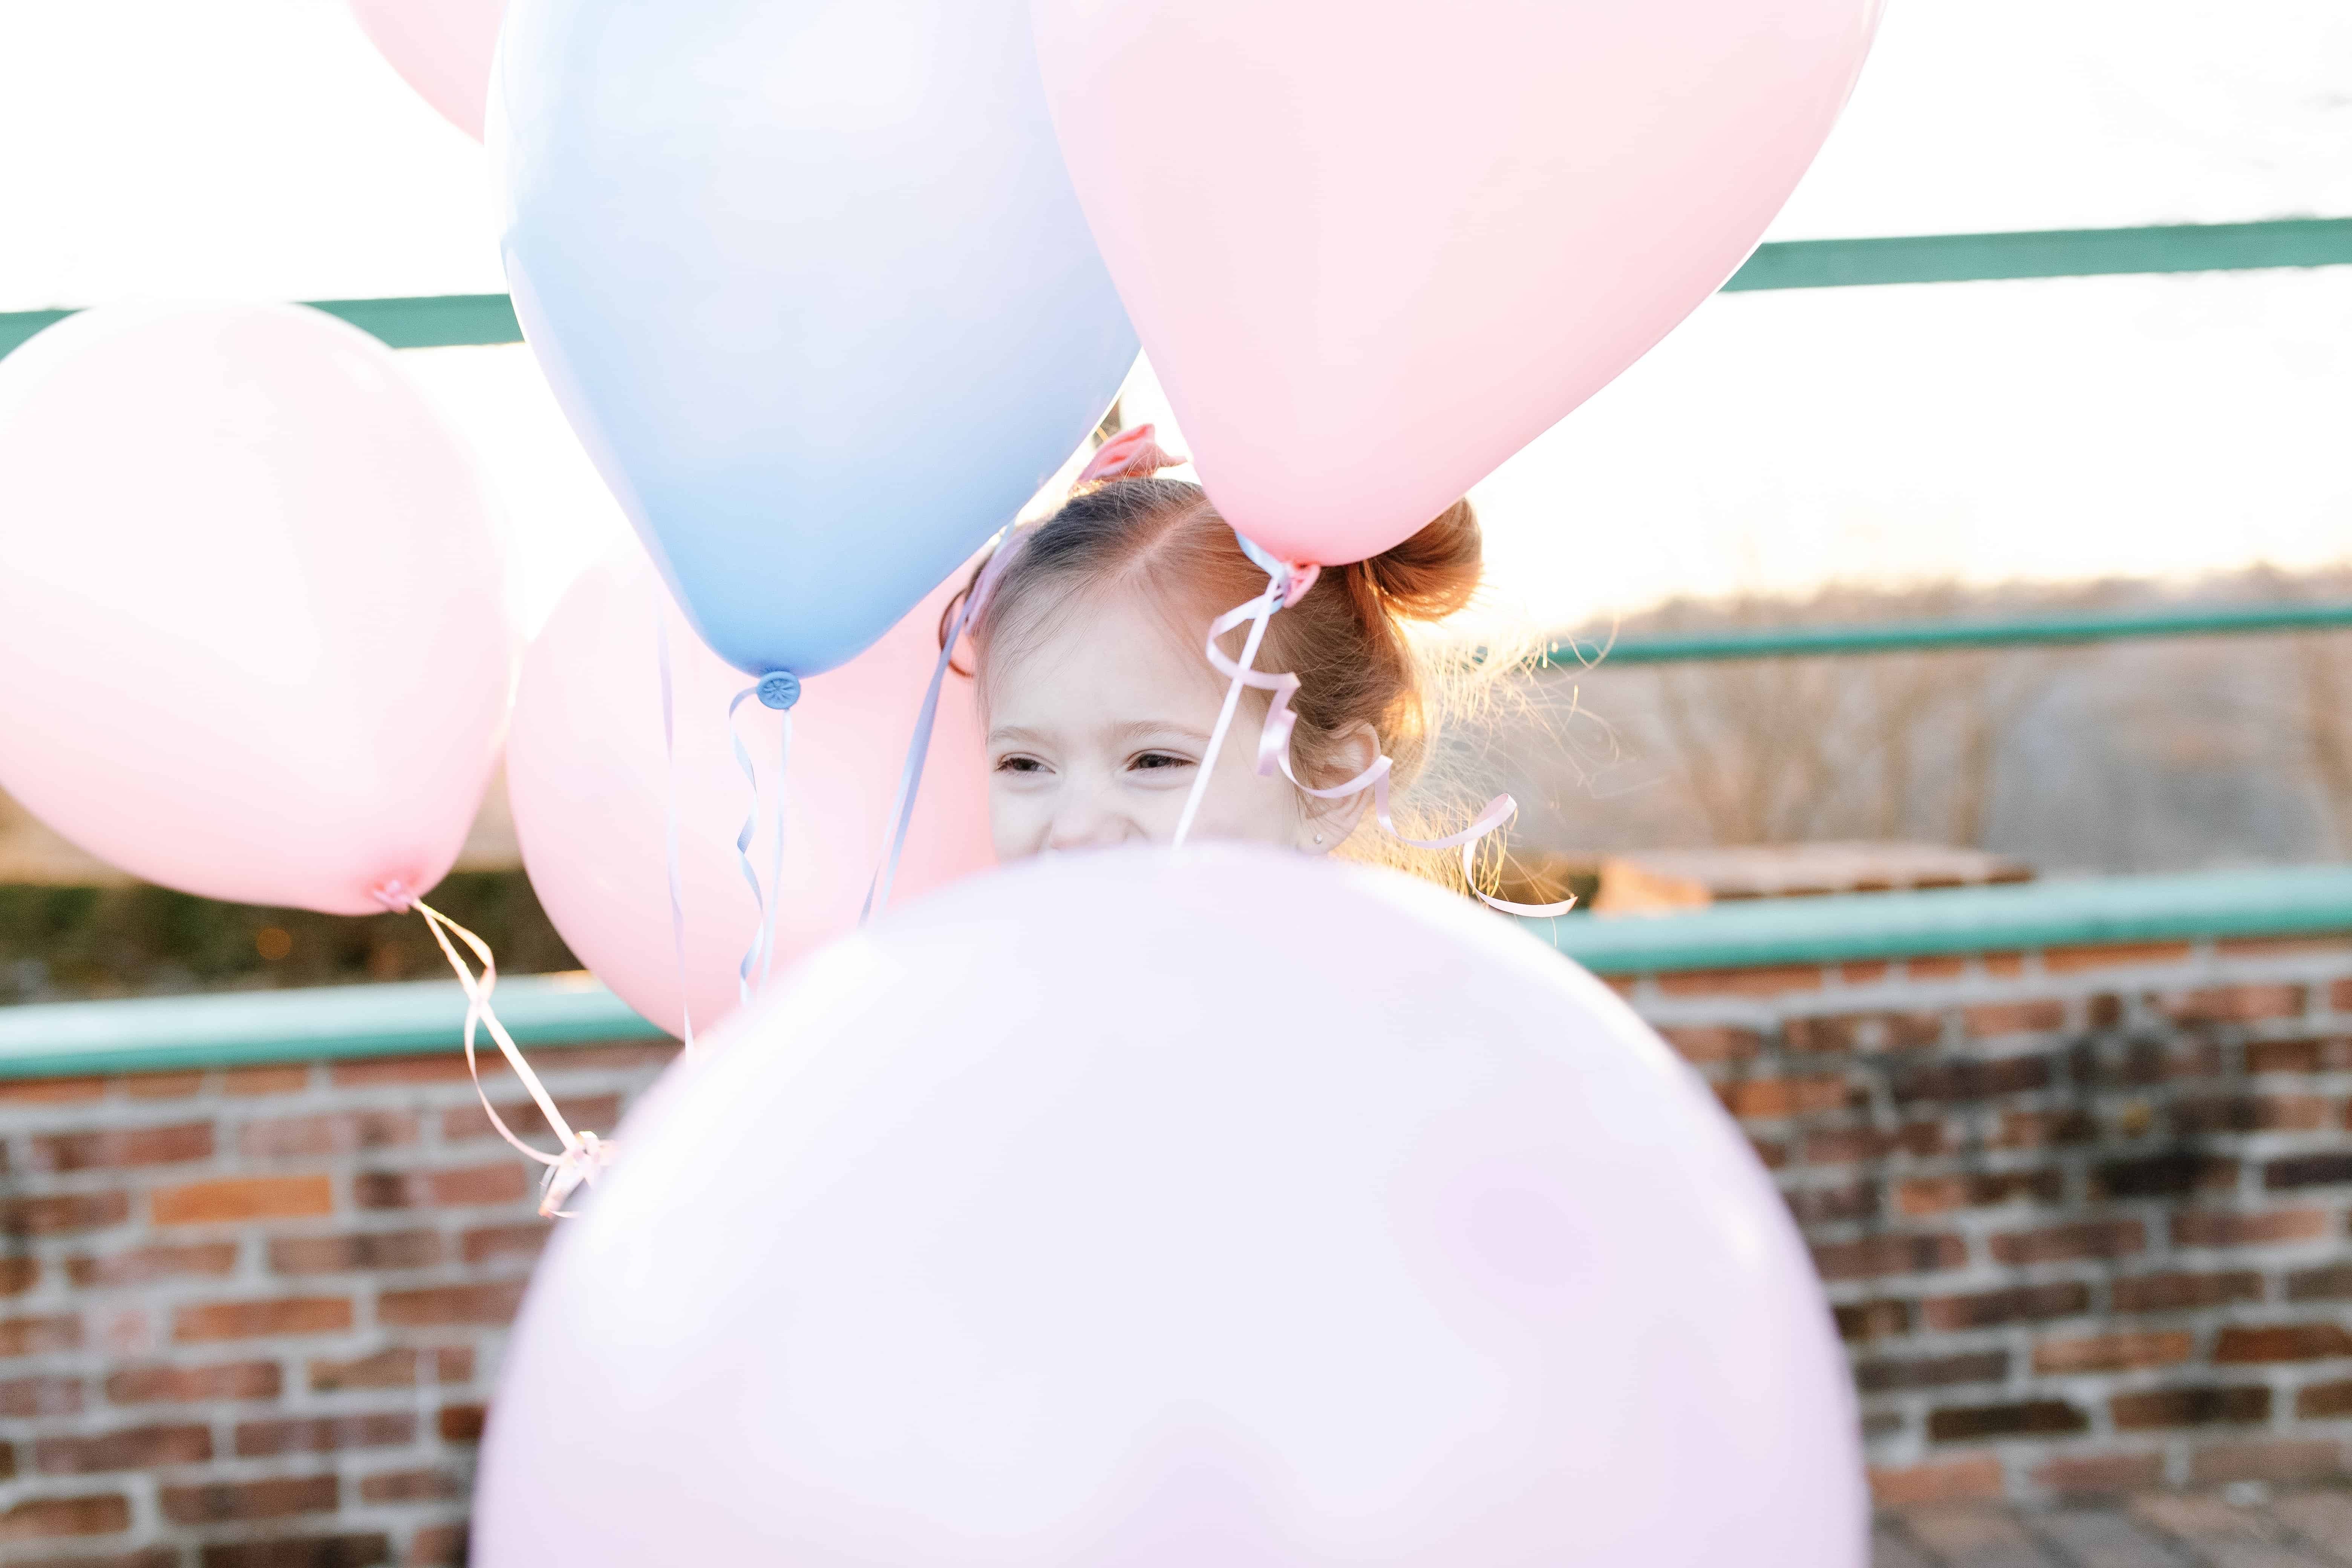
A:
1547;600;2352;668
0;972;667;1081
6;867;2352;1078
6;218;2347;362
1534;865;2352;974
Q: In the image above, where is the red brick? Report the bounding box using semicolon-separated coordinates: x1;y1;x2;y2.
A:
1802;1122;1946;1164
1894;1054;2053;1102
2295;1379;2352;1418
2287;1263;2352;1301
269;1230;443;1274
1783;1013;1942;1053
0;1314;82;1357
2213;1322;2352;1362
438;1402;487;1442
1923;1282;2091;1332
309;1349;416;1392
2093;1151;2239;1200
1719;1077;1850;1119
2034;1451;2165;1497
1749;1136;1788;1170
2033;1331;2194;1374
2266;1152;2352;1190
175;1297;353;1342
120;1069;206;1098
160;1475;338;1524
152;1174;334;1227
198;1534;392;1568
1656;965;1824;998
0;1493;132;1538
2044;940;2194;972
355;1162;530;1209
34;1423;211;1473
2082;1039;2226;1086
221;1064;310;1095
1;1375;84;1417
1868;1455;2003;1506
67;1241;238;1289
2173;1094;2329;1134
2162;983;2306;1023
106;1361;280;1404
0;1257;34;1296
358;1467;466;1504
331;1054;483;1087
2173;1208;2329;1248
1896;1169;2064;1217
2110;1385;2271;1430
234;1413;416;1457
1905;956;1967;980
443;1092;621;1144
1995;1108;2096;1148
29;1122;214;1171
379;1281;527;1328
240;1110;419;1159
1783;1180;1876;1225
1812;1233;1967;1281
435;1346;474;1383
2188;1439;2344;1484
2247;1037;2350;1074
1963;1000;2067;1037
461;1223;548;1266
1989;1217;2145;1266
2;1192;131;1236
1928;1399;2088;1442
2112;1270;2265;1312
409;1522;468;1567
0;1077;106;1104
2;1551;178;1568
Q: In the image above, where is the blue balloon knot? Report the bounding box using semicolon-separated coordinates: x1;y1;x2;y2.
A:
756;671;802;710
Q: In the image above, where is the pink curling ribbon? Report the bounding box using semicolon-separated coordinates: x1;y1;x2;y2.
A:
374;882;615;1218
1189;534;1579;917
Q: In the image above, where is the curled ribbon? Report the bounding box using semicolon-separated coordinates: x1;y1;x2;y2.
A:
374;885;615;1218
1188;536;1579;918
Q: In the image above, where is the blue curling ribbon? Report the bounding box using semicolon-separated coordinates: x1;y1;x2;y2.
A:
727;672;801;1007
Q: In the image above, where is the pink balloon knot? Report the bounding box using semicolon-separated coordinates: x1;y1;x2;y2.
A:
370;879;416;914
539;1130;617;1219
1279;562;1321;606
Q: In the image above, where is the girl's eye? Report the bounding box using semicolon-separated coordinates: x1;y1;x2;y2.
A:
995;755;1047;775
1130;751;1194;772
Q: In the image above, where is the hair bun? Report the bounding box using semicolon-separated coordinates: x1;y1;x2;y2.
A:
1351;498;1481;622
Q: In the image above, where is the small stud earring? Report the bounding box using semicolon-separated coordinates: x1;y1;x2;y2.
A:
1312;831;1325;845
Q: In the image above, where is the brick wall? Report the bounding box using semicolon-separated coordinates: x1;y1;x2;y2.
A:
1623;936;2352;1508
6;934;2352;1561
0;1040;675;1568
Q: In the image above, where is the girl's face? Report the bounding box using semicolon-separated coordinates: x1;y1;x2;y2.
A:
982;584;1331;860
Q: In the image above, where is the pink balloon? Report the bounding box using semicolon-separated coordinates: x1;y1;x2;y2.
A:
506;551;993;1037
348;0;504;140
0;304;512;915
476;846;1864;1565
1029;0;1880;565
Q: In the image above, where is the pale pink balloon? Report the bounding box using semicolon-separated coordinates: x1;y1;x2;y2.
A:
476;846;1864;1565
1029;0;1881;566
505;551;993;1037
348;0;505;140
0;304;512;916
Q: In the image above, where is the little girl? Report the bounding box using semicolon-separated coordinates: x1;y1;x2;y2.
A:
946;426;1501;882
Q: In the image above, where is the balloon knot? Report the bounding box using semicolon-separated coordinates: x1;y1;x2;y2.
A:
756;671;802;710
371;879;415;914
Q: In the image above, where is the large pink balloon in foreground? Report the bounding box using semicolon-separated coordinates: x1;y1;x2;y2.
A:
0;304;511;915
348;0;505;139
506;551;993;1037
1029;0;1882;567
476;846;1864;1565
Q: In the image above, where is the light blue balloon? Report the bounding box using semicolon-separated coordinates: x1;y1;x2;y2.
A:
492;0;1137;679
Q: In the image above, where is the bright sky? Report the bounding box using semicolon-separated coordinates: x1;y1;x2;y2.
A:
4;0;2349;635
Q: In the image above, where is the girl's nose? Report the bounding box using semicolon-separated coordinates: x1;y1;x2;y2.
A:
1044;784;1137;853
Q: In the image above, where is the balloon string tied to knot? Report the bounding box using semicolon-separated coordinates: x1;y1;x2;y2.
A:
727;678;796;1005
373;885;615;1218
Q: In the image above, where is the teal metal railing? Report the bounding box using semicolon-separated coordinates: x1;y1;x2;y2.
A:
7;866;2352;1079
5;217;2348;361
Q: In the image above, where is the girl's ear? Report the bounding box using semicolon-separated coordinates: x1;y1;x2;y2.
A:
1296;723;1380;855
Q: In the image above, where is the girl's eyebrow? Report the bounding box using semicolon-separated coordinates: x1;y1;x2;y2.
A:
1111;719;1209;746
986;724;1052;747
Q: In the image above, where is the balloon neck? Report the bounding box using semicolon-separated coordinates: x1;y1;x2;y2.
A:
756;671;802;710
371;878;416;914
